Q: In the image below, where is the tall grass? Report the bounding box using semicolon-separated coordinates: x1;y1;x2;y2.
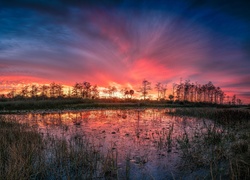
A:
168;108;250;125
0;116;118;179
171;108;250;179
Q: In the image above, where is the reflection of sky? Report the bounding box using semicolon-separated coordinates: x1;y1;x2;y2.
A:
3;108;214;178
0;0;250;102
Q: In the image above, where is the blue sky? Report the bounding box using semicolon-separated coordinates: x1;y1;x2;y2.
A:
0;0;250;102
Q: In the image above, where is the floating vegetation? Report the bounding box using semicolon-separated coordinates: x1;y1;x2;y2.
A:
1;108;249;179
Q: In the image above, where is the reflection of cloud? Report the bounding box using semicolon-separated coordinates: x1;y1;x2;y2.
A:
0;0;250;103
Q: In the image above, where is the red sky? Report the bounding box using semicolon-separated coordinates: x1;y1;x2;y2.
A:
0;0;250;103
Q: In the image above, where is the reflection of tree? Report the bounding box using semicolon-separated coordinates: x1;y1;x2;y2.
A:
136;110;140;138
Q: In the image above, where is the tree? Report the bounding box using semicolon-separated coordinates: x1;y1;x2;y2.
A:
139;79;151;100
72;83;83;98
124;88;130;99
20;85;29;98
236;98;242;105
108;86;117;98
172;83;177;101
160;84;167;100
155;82;167;100
129;89;134;99
83;81;91;98
7;88;16;99
55;84;63;97
30;84;39;98
40;85;49;98
91;85;99;99
50;82;57;98
49;82;63;98
155;82;162;100
232;94;236;105
169;94;174;101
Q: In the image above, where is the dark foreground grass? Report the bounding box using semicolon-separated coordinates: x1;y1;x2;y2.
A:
0;98;239;112
0;116;118;180
169;108;250;179
1;108;249;179
169;108;250;125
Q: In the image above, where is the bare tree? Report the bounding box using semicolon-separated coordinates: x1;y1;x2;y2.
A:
83;81;91;98
232;94;236;105
160;84;167;100
72;83;83;98
108;86;117;98
139;79;151;100
155;82;162;100
91;85;99;99
55;84;63;97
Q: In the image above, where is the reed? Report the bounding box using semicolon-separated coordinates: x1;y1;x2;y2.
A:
175;111;250;179
0;116;118;179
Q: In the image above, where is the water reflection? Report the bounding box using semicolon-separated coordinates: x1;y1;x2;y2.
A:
3;108;215;179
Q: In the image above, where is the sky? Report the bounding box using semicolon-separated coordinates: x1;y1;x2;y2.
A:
0;0;250;103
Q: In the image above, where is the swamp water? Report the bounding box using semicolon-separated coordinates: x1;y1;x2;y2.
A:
3;109;222;179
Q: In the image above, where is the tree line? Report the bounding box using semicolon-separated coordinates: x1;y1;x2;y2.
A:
0;79;243;105
170;80;242;105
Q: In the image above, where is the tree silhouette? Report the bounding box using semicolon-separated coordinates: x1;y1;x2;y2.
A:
124;89;130;99
49;82;63;98
7;88;16;99
91;85;99;99
139;79;151;100
129;89;134;99
20;85;29;98
30;84;39;98
155;82;162;100
40;85;49;98
169;94;174;101
2;79;243;105
232;94;236;105
72;82;83;98
83;81;91;98
107;86;117;98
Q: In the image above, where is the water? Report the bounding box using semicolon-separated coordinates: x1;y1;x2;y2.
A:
3;108;215;179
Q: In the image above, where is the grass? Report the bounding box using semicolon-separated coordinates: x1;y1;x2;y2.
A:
1;98;243;112
1;107;249;179
169;108;250;179
168;108;250;125
0;116;118;179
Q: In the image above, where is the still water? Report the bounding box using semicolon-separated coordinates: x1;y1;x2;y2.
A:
4;108;214;179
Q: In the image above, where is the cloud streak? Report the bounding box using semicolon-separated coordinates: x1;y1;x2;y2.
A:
0;0;249;103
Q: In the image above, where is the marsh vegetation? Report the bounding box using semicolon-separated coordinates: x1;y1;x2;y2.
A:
0;108;249;179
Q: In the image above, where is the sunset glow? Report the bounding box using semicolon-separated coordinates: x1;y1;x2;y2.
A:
0;0;250;103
